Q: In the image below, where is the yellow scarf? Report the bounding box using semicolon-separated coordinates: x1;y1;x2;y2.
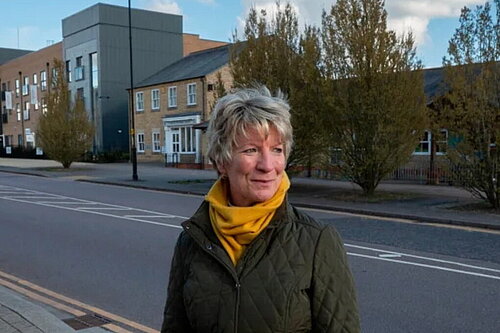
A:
206;172;290;266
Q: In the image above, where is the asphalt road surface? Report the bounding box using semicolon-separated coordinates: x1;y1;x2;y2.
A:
1;172;499;332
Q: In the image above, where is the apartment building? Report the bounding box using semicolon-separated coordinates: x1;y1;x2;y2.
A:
0;43;62;150
133;45;233;167
0;3;230;156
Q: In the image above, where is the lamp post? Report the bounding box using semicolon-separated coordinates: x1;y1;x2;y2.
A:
128;0;138;181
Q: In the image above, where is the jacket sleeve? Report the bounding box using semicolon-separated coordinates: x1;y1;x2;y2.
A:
161;232;193;333
311;226;360;333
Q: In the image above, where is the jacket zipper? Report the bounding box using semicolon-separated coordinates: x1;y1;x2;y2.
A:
234;281;241;333
185;224;241;333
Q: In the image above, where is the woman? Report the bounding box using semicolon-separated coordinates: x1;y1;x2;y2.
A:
161;86;360;333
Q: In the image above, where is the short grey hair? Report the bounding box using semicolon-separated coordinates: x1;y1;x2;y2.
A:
207;85;293;168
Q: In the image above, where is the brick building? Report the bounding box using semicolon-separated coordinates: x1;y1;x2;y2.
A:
0;3;226;157
0;43;62;150
133;44;233;167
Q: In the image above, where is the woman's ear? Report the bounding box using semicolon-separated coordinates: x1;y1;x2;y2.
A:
217;163;226;177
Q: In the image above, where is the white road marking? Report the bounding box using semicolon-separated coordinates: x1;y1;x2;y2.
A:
345;243;500;273
0;185;187;229
348;253;500;280
76;207;133;210
2;185;498;280
378;253;402;258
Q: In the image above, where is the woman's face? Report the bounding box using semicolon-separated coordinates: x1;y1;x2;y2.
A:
218;126;286;207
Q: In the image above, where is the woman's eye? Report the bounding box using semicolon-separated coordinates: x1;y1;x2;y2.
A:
273;147;283;153
243;148;257;153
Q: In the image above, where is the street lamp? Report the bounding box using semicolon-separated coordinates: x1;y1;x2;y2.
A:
128;0;138;181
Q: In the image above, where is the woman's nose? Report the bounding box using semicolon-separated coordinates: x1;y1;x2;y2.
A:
257;149;274;172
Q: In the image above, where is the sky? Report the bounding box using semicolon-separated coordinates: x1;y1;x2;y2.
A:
0;0;493;69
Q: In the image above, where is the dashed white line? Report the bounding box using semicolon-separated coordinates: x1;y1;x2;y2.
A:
345;243;500;273
348;252;500;280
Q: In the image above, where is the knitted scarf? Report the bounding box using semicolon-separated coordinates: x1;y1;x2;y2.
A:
205;172;290;265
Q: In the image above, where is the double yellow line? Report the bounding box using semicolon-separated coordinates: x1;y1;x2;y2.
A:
0;270;158;333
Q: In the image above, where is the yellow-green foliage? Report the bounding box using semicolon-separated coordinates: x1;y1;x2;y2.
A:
36;59;94;168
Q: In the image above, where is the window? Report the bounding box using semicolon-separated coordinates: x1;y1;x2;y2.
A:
15;79;20;97
436;129;448;154
41;98;47;114
51;68;59;86
18;134;23;147
168;86;177;107
33;73;38;85
75;56;84;81
414;131;431;154
136;92;144;111
187;83;196;105
171;128;180;153
152;131;161;152
90;53;98;89
137;133;145;152
76;88;84;106
414;130;448;155
151;89;160;110
2;106;8;124
66;60;72;82
16;103;20;121
22;76;29;96
180;127;196;153
40;71;47;91
23;101;30;120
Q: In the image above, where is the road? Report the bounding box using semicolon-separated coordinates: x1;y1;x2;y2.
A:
0;172;499;332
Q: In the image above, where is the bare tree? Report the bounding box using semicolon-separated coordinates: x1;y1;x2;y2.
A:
37;59;94;168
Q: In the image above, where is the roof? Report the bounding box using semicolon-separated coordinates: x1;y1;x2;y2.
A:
136;44;231;88
0;48;33;65
423;67;445;101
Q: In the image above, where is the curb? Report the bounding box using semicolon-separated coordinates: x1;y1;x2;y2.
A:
290;202;500;231
0;286;74;332
77;179;500;231
2;167;498;232
0;168;48;178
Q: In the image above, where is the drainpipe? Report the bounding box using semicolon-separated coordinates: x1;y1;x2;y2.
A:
19;71;25;148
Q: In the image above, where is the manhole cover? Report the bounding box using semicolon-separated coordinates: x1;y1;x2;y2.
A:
63;313;111;330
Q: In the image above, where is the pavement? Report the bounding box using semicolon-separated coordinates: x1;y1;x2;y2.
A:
0;157;499;332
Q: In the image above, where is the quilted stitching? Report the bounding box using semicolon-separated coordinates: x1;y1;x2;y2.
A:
161;202;360;333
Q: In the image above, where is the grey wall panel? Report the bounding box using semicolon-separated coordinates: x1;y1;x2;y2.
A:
62;3;183;153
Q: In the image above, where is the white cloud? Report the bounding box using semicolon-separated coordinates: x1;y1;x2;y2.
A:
239;0;486;45
143;0;182;15
385;0;485;45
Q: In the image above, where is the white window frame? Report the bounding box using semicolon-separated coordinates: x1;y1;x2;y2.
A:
40;71;47;91
136;92;144;112
22;76;29;96
23;101;30;120
187;83;196;106
137;133;145;152
151;89;160;110
413;130;448;156
180;126;196;153
152;131;161;152
168;86;177;107
414;130;431;155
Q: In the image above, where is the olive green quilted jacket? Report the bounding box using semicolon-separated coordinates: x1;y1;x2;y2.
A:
161;200;360;333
